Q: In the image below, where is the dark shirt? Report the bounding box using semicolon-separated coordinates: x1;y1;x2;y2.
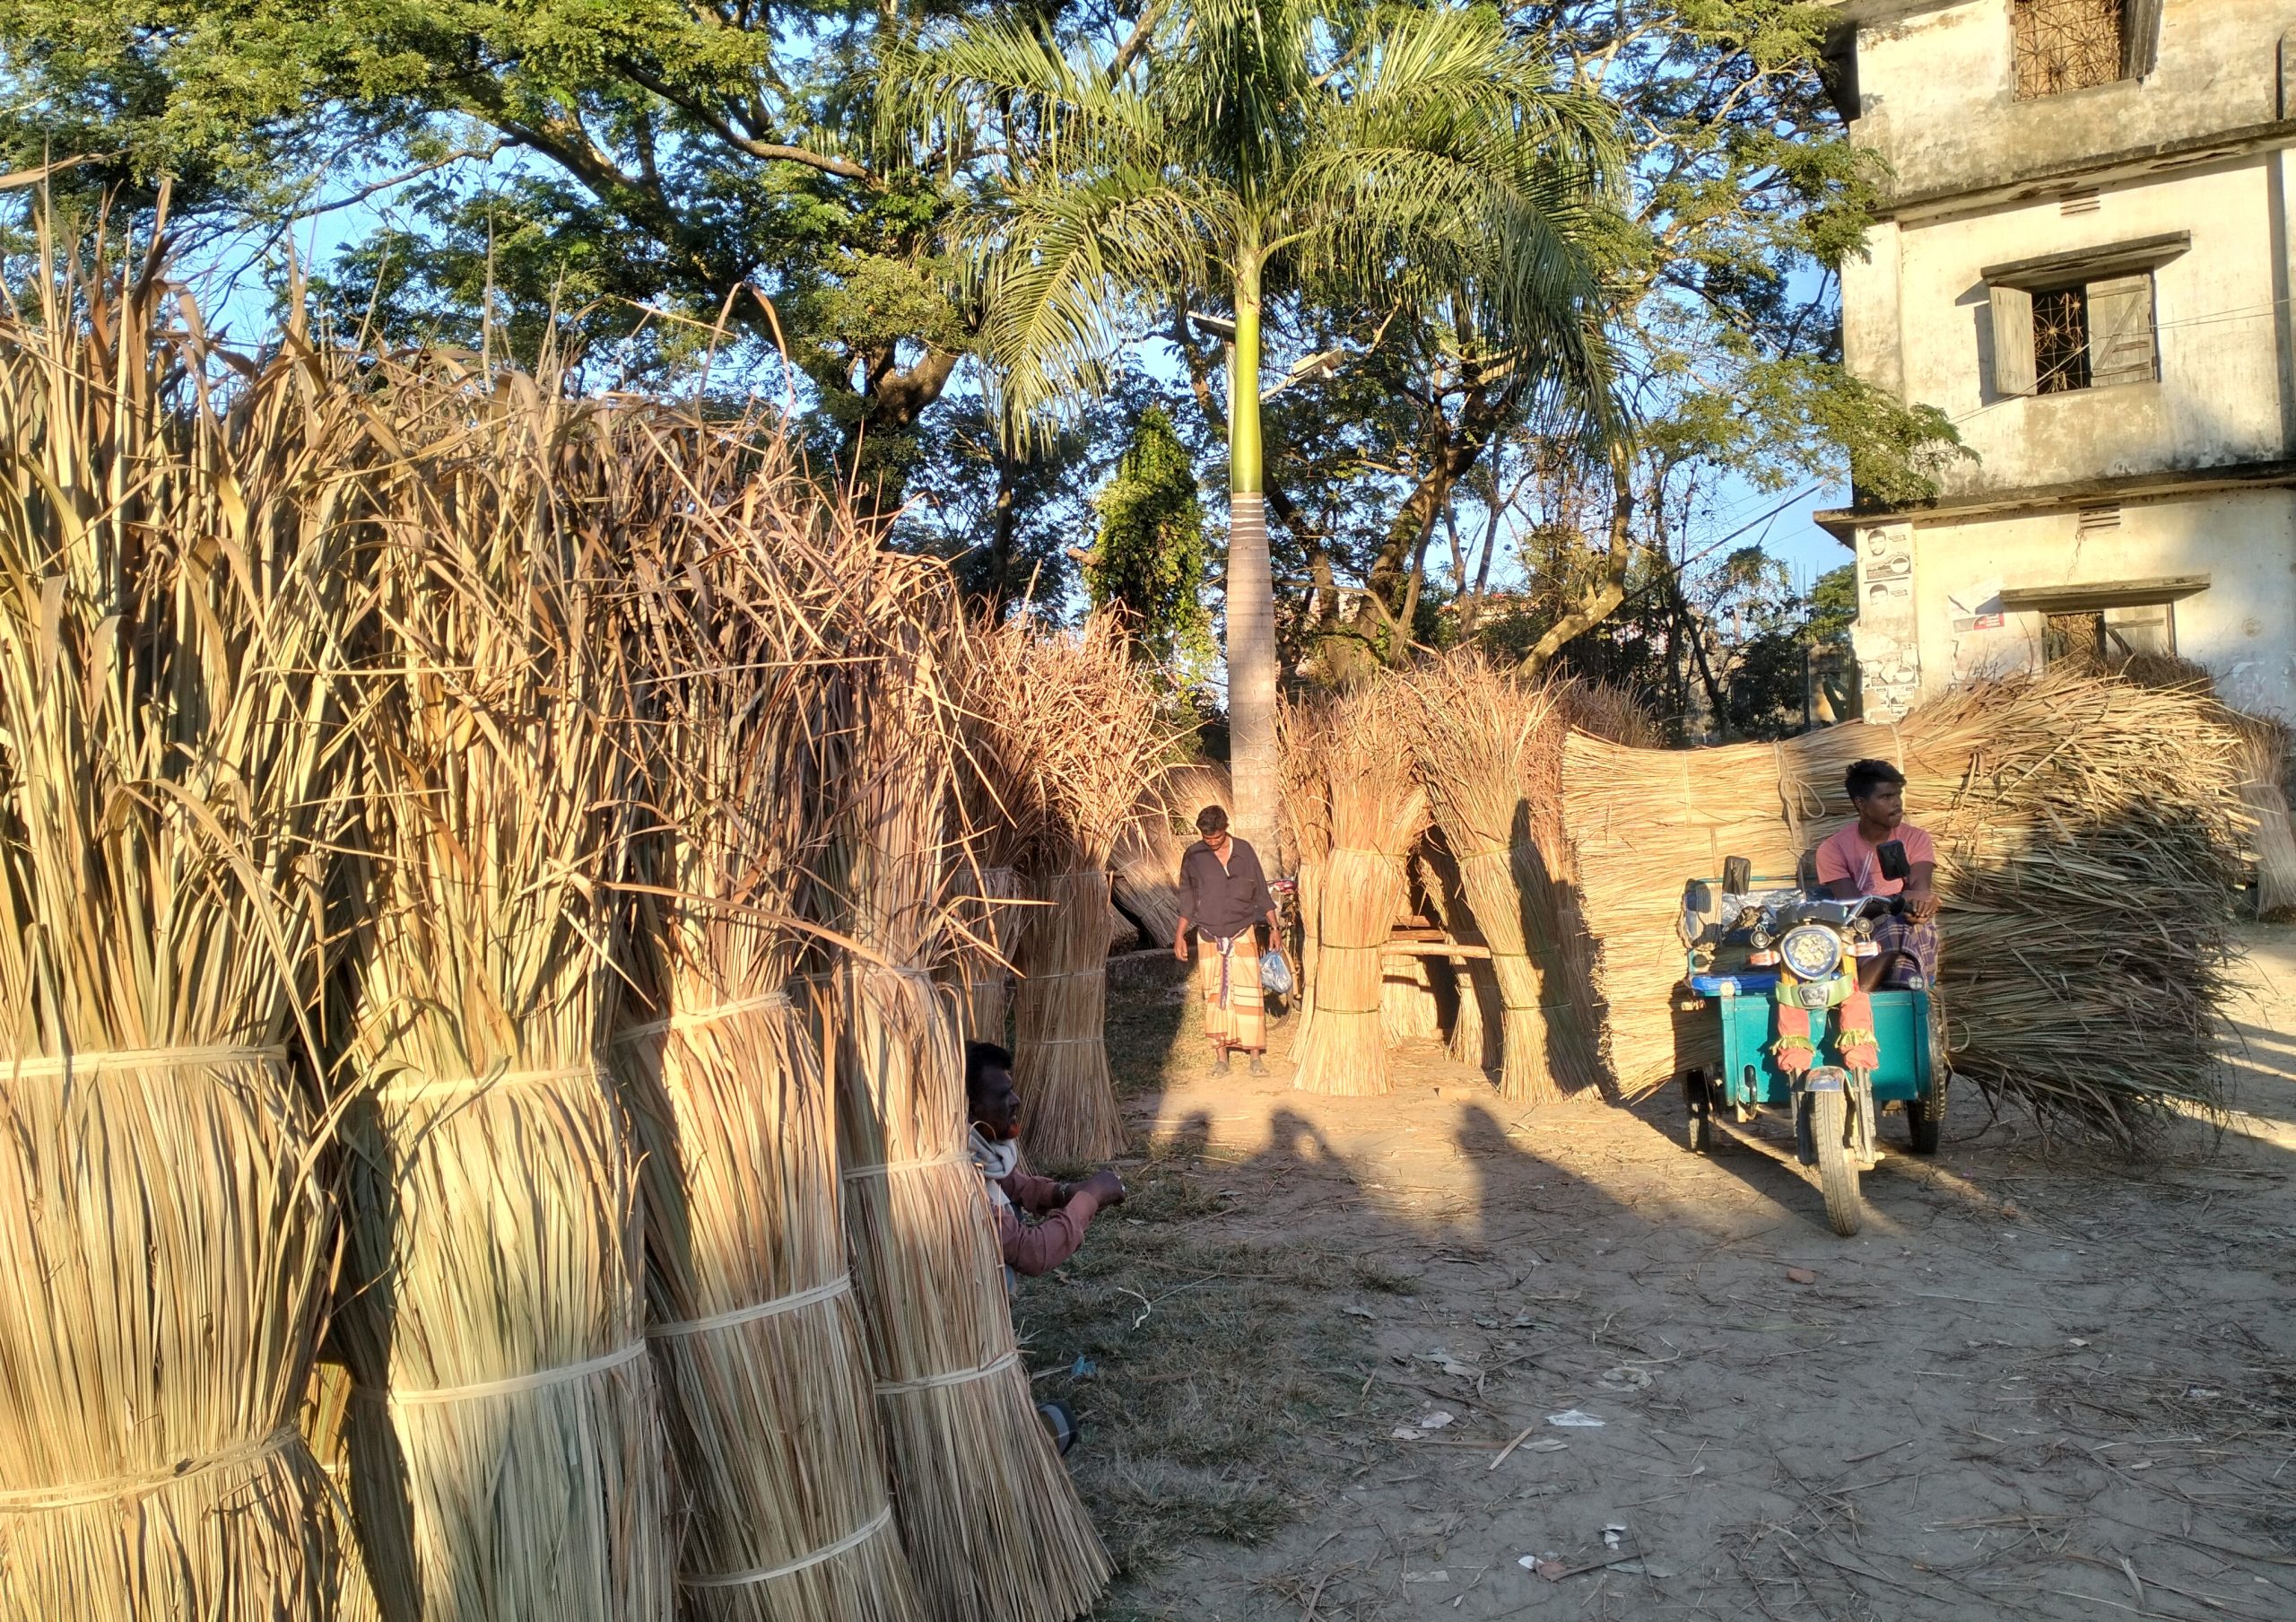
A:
1178;837;1274;942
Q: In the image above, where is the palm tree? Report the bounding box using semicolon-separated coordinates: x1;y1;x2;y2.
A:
910;0;1621;859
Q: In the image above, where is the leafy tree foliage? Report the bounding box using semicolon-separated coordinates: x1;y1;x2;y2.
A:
1083;406;1213;680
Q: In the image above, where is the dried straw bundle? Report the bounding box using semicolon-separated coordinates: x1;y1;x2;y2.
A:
333;361;671;1620
1276;702;1334;1055
0;241;353;1618
1559;669;2247;1145
1416;841;1499;1073
2233;719;2296;919
611;451;919;1622
1110;760;1232;946
944;621;1039;1044
1014;866;1123;1157
1287;686;1428;1095
993;614;1170;1162
1405;658;1603;1103
826;597;1109;1622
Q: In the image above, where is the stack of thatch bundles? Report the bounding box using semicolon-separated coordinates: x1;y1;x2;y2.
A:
333;360;671;1617
944;617;1040;1045
612;442;919;1621
996;614;1170;1163
1560;669;2246;1145
1287;685;1428;1095
1276;701;1335;1056
1111;760;1232;946
827;587;1109;1622
1415;839;1497;1073
1406;659;1604;1103
0;247;350;1618
2237;717;2296;919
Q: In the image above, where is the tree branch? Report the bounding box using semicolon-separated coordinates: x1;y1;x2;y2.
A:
1517;442;1636;676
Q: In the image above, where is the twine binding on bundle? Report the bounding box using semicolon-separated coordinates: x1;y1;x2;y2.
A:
875;1349;1022;1394
647;1276;854;1339
0;1426;299;1511
2;1042;288;1077
364;1339;648;1406
373;1061;597;1104
681;1504;899;1591
613;989;792;1044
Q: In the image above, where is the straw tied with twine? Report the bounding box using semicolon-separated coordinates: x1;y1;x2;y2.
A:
0;1043;312;1511
610;983;915;1610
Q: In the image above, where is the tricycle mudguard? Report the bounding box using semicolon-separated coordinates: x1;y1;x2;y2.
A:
1715;984;1932;1111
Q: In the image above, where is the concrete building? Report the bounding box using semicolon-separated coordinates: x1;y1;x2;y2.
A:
1820;0;2296;719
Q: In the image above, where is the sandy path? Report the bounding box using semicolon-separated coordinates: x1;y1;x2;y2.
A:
1068;929;2296;1621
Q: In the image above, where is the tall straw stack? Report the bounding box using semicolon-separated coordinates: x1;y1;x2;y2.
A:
1276;702;1335;1058
1405;659;1602;1103
1287;685;1428;1095
0;240;353;1619
612;444;920;1622
1558;669;2246;1145
987;614;1170;1164
826;583;1109;1622
944;620;1041;1045
332;360;671;1619
1111;760;1232;946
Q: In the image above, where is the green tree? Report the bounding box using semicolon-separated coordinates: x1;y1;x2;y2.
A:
1083;406;1213;679
909;0;1621;854
0;0;1031;502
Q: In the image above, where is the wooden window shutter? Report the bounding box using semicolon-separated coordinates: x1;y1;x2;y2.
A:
2087;273;2157;387
2123;0;2164;78
1990;283;2037;397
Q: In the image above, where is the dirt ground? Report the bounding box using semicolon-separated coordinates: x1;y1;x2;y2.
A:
1013;928;2296;1622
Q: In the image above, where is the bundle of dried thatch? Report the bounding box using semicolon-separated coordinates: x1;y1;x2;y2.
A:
2237;718;2296;920
1287;685;1428;1095
1560;669;2247;1145
1112;760;1232;946
944;619;1040;1046
1405;658;1605;1103
0;242;350;1618
332;358;671;1618
826;589;1109;1622
611;440;920;1622
977;613;1171;1163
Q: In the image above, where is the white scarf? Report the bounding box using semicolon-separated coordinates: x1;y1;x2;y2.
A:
968;1125;1019;1214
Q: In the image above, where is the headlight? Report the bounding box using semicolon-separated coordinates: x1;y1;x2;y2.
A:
1779;923;1845;982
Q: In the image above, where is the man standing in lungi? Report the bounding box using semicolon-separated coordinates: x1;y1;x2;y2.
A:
1173;804;1282;1076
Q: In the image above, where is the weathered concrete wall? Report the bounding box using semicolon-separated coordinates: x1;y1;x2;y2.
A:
1860;488;2296;719
1851;0;2296;201
1846;154;2293;497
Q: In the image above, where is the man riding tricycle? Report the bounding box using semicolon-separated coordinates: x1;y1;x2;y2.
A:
1675;760;1949;1236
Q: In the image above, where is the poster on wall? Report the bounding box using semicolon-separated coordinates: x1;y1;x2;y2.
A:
1850;526;1921;719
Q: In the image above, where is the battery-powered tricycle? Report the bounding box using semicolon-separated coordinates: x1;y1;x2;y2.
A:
1675;846;1947;1236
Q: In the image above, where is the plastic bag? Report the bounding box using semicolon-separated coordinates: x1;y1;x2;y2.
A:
1260;948;1294;998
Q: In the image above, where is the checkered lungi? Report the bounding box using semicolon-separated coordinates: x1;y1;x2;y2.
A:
1196;930;1265;1051
1875;913;1940;988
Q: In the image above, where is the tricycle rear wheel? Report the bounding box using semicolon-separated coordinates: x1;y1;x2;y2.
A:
1907;998;1948;1155
1801;1087;1864;1236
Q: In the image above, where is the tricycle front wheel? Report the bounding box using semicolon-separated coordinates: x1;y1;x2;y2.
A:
1800;1087;1864;1236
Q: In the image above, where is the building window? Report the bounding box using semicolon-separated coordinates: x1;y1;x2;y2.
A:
2043;603;2176;665
2013;0;2124;98
1993;273;2157;396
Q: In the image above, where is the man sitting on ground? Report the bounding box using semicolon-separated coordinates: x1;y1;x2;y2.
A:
965;1041;1126;1278
1814;757;1941;990
1173;804;1283;1077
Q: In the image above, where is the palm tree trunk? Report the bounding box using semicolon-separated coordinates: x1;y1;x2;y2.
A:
1225;254;1282;866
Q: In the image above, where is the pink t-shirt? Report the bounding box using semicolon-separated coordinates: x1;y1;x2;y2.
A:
1813;822;1935;896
